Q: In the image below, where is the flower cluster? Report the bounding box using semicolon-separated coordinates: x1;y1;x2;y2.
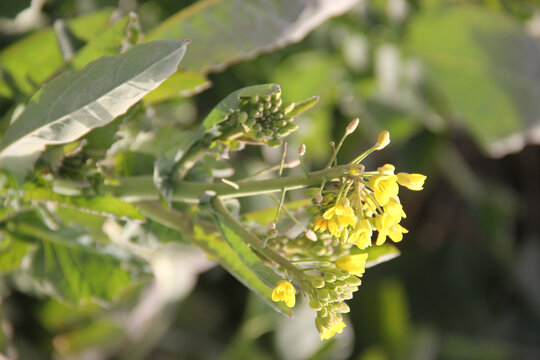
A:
270;127;426;340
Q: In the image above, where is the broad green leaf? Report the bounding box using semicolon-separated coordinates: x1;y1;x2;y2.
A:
407;5;540;157
361;244;401;269
0;234;32;273
135;201;291;316
21;183;144;220
145;0;358;73
193;226;292;317
0;40;189;178
0;8;114;98
212;211;284;289
144;71;211;103
12;221;137;304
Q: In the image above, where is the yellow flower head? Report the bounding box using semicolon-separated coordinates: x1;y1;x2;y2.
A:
369;173;398;206
397;172;427;191
322;199;358;238
384;198;406;220
375;130;390;150
313;216;328;233
335;253;369;277
316;317;347;340
272;280;296;308
348;218;372;250
375;213;408;245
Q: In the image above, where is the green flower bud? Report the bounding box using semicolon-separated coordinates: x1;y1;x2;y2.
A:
267;138;282;148
283;102;295;115
323;272;336;283
317;289;331;301
346;276;362;287
309;298;323;311
311;276;325;289
250;95;259;104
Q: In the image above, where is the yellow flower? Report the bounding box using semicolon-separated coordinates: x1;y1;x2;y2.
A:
335;253;369;277
369;174;398;206
316;317;347;340
397;172;426;191
320;320;347;340
375;130;390;150
378;164;395;175
313;216;328;233
348;219;372;249
322;200;358;238
374;213;408;245
272;280;296;308
383;198;406;220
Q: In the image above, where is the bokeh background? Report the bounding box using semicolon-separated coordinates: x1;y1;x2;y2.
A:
1;0;540;359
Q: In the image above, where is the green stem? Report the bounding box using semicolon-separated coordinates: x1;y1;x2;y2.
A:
211;197;308;282
109;165;359;203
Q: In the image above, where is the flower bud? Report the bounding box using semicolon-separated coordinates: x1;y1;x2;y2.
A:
346;118;359;135
375;130;390;150
298;144;306;157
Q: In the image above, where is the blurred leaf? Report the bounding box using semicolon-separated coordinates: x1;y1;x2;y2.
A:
362;244;401;269
145;0;359;73
0;8;114;98
22;183;144;220
0;40;189;178
407;5;540;157
144;71;211;103
0;234;32;273
54;319;123;356
70;13;139;69
243;199;311;224
13;221;137;304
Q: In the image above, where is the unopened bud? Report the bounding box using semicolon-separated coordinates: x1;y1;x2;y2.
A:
375;130;390;150
305;229;317;241
315;193;323;203
298;144;306;157
346;118;359;135
267;222;276;231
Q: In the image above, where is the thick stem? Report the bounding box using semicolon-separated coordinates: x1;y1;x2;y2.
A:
109;165;359;203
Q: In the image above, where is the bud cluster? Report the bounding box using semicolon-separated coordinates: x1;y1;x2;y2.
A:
219;90;299;148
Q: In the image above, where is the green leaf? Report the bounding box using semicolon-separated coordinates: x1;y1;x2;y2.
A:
12;221;138;304
0;8;114;98
21;182;145;220
134;201;292;316
193;225;292;317
145;0;358;73
144;71;211;103
212;211;284;289
361;244;401;269
0;234;32;273
0;40;189;178
407;5;540;157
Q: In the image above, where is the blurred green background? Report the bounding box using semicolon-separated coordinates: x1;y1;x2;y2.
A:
1;0;540;359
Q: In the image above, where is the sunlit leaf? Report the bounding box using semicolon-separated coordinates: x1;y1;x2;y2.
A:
362;244;401;269
0;40;189;178
145;0;358;73
0;234;32;273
